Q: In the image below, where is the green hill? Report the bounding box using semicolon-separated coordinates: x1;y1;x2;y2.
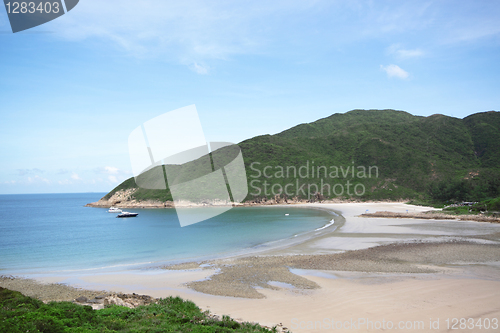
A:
103;110;500;205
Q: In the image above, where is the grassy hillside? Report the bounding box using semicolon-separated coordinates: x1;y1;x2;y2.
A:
0;287;274;332
103;110;500;204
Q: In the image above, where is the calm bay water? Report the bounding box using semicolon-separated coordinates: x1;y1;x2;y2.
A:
0;193;333;275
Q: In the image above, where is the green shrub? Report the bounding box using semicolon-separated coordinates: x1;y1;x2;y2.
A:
0;288;274;333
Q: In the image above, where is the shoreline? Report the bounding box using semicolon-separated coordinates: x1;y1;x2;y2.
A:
362;210;500;223
3;202;500;332
84;188;412;209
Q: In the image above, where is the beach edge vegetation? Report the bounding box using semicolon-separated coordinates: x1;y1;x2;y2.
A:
0;287;279;333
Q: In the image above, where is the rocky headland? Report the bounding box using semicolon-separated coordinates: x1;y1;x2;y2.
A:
85;189;390;209
85;189;173;208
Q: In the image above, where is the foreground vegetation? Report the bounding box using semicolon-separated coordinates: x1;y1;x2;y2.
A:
0;287;276;333
440;197;500;216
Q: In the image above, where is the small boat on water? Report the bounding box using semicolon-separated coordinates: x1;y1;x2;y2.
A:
108;207;122;213
117;212;138;218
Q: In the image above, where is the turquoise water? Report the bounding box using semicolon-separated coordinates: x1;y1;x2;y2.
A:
0;193;334;275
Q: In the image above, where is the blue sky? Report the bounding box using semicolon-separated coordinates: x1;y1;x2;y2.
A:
1;0;499;194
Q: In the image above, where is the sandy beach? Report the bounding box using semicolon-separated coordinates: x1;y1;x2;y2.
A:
2;202;500;332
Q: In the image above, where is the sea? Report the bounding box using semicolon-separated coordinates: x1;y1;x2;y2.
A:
0;193;336;275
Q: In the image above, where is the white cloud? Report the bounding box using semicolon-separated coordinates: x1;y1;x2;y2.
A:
17;168;44;176
190;62;209;75
52;0;323;71
438;3;500;44
388;44;424;59
54;1;265;61
104;166;119;174
380;64;409;79
95;166;129;175
368;2;435;35
27;175;50;184
58;180;72;185
108;176;118;183
71;173;82;180
397;48;424;58
46;0;500;70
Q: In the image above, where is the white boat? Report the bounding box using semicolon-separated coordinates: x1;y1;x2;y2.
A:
108;207;122;213
117;211;138;218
